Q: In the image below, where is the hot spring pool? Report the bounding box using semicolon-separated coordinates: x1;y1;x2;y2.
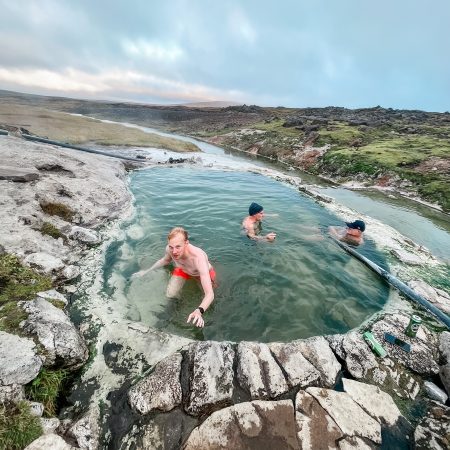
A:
104;166;390;342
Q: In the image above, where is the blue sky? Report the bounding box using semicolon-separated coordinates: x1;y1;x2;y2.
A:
0;0;449;111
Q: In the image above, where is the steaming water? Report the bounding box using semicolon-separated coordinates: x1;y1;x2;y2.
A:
104;166;390;342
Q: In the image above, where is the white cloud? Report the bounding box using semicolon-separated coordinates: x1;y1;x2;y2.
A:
229;8;257;45
121;39;184;62
0;66;245;103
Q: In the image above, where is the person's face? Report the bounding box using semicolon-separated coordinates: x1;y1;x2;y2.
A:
255;210;264;220
168;234;188;259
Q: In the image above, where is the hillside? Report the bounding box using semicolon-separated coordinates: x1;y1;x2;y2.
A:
1;90;449;211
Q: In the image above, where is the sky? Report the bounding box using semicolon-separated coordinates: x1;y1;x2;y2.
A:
0;0;449;111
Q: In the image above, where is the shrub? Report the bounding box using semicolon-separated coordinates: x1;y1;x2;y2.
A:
39;201;75;222
26;368;68;417
0;254;52;305
0;401;42;449
40;222;64;240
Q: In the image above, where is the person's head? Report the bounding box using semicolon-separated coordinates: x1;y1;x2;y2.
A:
345;219;366;233
249;202;264;219
167;227;189;259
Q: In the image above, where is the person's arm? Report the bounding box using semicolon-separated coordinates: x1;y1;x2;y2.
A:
133;250;171;277
328;226;346;240
187;256;214;328
245;220;276;242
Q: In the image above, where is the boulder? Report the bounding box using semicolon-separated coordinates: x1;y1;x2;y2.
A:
40;417;61;435
439;331;450;395
61;265;80;280
306;387;381;444
338;436;374;449
342;378;403;426
28;401;44;417
0;165;40;182
23;252;65;274
0;383;25;403
185;341;234;416
408;280;450;315
414;401;450;449
237;341;288;400
21;298;88;369
269;341;321;389
184;400;298;449
128;352;182;414
69;226;101;246
0;331;42;385
295;390;344;449
36;289;68;306
24;434;74;450
68;407;100;450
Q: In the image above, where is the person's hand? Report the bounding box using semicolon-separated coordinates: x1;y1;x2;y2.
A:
131;269;148;279
187;309;205;328
266;232;277;241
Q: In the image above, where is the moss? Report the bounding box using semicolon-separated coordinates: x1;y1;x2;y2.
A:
25;368;68;417
0;401;43;450
47;299;66;310
0;301;27;333
39;201;75;222
40;222;65;240
0;254;52;305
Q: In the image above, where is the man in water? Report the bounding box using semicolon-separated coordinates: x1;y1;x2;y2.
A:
329;219;365;246
133;227;215;328
242;202;277;241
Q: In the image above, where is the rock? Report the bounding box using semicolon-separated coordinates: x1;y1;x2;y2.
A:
342;378;403;426
69;226;101;246
40;417;61;434
292;336;341;387
0;165;40;182
423;381;448;404
68;407;100;450
0;383;25;403
295;390;344;449
391;249;424;265
21;298;88;370
306;387;381;444
28;401;44;417
184;400;298;450
24;433;74;450
36;289;68;306
0;331;43;385
23;252;65;274
237;341;288;400
61;265;80;280
129;352;182;414
269;341;321;389
414;401;450;449
439;331;450;395
338;436;374;449
326;331;378;379
185;341;235;416
408;280;450;315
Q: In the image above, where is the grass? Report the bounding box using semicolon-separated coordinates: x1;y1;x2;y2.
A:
25;368;68;417
0;103;199;152
0;301;28;333
0;401;43;450
40;222;65;240
39;201;75;222
0;254;52;305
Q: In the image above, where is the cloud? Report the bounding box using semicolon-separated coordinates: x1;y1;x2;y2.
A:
121;39;184;62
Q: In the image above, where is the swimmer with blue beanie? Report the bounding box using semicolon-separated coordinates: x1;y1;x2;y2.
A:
242;202;277;241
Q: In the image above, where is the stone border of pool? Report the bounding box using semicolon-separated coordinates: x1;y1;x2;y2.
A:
1;135;448;449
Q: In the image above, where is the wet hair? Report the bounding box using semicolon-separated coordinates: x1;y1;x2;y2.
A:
168;227;188;241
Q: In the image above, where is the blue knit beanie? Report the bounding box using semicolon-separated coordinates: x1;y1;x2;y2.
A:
249;202;263;216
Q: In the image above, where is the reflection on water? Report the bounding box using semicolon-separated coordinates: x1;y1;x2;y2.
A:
104;167;390;342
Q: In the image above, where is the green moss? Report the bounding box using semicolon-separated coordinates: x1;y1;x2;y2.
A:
0;301;27;333
0;254;52;305
47;299;66;310
26;368;68;417
0;401;43;450
40;222;65;240
39;201;75;222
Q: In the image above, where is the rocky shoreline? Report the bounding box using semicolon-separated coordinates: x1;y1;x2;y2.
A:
1;133;449;449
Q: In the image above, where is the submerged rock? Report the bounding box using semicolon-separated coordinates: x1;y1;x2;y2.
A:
128;352;182;414
185;341;235;416
184;400;298;450
21;298;88;370
0;331;43;385
408;280;450;315
69;226;101;246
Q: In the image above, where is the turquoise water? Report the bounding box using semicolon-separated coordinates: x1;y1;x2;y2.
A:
105;166;390;342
